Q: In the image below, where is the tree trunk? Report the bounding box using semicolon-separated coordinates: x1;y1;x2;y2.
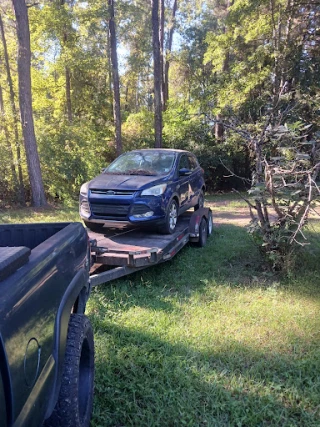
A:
152;0;162;148
159;0;165;108
0;85;20;198
108;0;122;156
215;114;224;140
270;0;280;113
215;0;232;141
163;0;178;111
60;0;73;123
0;12;25;204
106;28;114;117
12;0;47;207
65;66;73;123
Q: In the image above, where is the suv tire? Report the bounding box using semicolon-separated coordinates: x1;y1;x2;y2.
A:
194;190;204;211
159;199;178;234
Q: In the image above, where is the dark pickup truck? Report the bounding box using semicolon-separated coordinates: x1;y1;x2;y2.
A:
0;222;94;427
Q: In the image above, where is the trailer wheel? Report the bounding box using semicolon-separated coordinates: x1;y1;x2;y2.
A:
198;218;208;247
45;314;94;427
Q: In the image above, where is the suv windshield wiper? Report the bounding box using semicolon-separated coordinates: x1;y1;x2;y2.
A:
103;171;125;175
104;170;157;176
126;169;157;176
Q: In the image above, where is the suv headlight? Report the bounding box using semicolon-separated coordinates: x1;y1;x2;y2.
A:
141;184;167;196
80;182;89;197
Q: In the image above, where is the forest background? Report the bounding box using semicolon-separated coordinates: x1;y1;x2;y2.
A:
0;0;319;206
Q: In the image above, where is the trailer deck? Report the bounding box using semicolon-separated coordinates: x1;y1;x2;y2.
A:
88;208;212;287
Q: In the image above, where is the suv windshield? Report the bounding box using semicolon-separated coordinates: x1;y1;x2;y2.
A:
105;152;175;176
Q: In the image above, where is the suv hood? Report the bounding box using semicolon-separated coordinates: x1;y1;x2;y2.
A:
88;173;167;191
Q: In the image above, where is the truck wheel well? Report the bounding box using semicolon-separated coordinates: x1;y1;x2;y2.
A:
72;286;88;314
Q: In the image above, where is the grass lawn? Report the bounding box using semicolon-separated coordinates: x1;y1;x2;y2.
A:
1;200;320;426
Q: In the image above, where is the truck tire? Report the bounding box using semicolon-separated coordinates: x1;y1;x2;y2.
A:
45;314;94;427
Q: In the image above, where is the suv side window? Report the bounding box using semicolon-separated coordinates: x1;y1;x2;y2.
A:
188;155;198;170
178;155;190;170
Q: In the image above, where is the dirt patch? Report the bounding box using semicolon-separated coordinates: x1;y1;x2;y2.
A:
211;207;252;227
206;200;320;227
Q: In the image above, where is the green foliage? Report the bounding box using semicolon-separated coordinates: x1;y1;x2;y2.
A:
198;145;250;192
122;110;154;150
163;110;251;191
1;0;320;207
37;120;114;200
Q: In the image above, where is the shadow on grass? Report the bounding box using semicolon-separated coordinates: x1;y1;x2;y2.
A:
89;224;320;425
91;321;320;427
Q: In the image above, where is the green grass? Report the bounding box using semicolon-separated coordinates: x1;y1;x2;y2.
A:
0;202;80;223
87;224;320;427
1;202;320;426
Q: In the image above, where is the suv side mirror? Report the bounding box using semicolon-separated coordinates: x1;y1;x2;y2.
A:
179;168;191;176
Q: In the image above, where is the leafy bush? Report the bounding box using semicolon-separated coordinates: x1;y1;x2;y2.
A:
163;115;251;191
122;110;154;151
245;123;320;271
37;120;113;200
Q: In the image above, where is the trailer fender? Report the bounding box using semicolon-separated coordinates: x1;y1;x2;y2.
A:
188;208;212;242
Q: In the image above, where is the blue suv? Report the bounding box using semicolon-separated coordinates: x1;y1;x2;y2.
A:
79;149;205;234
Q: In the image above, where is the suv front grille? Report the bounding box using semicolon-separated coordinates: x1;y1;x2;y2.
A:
90;203;129;219
90;189;136;196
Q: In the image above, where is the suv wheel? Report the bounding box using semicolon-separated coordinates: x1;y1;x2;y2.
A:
159;199;178;234
194;190;204;211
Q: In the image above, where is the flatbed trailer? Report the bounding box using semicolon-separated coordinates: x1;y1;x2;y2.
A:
89;208;213;287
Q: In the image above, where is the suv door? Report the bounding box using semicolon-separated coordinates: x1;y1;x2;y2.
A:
176;154;193;212
187;154;203;206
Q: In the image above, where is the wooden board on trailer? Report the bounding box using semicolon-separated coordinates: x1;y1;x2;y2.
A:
88;212;192;265
88;208;212;287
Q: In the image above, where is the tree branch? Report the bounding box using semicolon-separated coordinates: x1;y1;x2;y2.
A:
219;157;252;184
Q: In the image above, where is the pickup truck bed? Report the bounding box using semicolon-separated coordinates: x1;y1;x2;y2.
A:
0;246;31;281
0;222;93;427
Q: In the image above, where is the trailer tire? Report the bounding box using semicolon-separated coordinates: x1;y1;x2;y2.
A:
207;211;213;236
198;218;208;247
45;314;94;427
